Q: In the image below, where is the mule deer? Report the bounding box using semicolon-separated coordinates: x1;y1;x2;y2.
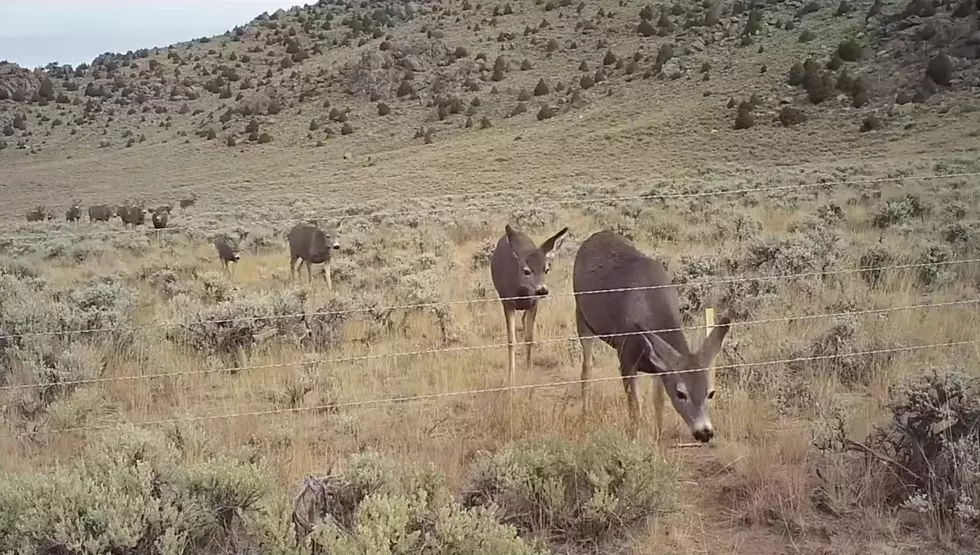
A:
573;230;731;444
288;221;342;289
88;204;114;223
26;205;50;222
179;194;198;210
65;200;82;223
213;231;248;275
490;224;568;389
149;207;169;229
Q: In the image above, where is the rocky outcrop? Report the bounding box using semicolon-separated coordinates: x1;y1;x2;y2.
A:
0;63;44;101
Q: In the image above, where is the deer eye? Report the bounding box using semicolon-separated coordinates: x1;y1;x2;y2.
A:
523;267;532;276
707;390;716;400
676;390;688;401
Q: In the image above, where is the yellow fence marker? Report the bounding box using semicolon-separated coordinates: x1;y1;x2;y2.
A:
704;307;716;391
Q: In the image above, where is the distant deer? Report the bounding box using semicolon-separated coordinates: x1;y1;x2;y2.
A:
65;200;82;223
572;230;732;444
288;221;342;288
213;231;249;275
26;205;50;222
88;204;114;223
118;203;146;228
149;206;170;229
179;193;199;210
489;224;568;389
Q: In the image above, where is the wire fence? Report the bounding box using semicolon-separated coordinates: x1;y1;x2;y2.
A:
3;169;979;442
3;296;976;392
16;338;978;436
4;256;979;340
3;170;978;242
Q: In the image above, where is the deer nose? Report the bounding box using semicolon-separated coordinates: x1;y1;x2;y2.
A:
332;243;340;250
534;285;549;296
692;426;714;443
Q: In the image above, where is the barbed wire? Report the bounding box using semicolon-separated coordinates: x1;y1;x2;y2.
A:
3;171;977;242
4;256;978;340
3;297;976;392
20;338;979;436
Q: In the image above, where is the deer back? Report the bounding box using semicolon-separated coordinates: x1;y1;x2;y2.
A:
572;230;691;358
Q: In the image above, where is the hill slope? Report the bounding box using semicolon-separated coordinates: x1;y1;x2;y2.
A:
0;0;978;217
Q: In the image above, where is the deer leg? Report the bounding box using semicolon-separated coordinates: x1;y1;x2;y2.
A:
576;309;596;412
523;304;538;371
652;376;666;443
324;261;333;291
503;305;517;389
290;256;298;281
621;363;641;440
306;261;313;284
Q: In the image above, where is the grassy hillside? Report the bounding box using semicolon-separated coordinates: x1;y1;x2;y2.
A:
1;0;980;553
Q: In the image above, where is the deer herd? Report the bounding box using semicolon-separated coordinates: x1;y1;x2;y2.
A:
23;197;345;290
24;195;733;445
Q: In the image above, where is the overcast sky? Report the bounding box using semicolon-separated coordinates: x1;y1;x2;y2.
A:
0;0;297;69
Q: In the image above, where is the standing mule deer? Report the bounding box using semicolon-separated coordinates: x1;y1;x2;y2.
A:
88;204;114;223
490;224;568;389
65;200;82;223
288;221;342;289
149;206;170;229
213;231;248;275
573;230;732;444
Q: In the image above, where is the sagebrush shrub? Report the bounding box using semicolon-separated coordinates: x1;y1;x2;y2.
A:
867;369;980;532
872;194;930;229
168;289;308;361
464;431;677;546
297;452;545;555
0;427;268;554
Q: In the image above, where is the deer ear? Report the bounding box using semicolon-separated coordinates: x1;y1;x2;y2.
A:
504;224;518;245
504;224;522;259
636;327;683;373
335;218;344;229
698;315;732;367
540;226;568;258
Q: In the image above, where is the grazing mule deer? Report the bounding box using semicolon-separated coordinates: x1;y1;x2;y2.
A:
88;204;114;223
65;200;82;223
288;221;342;289
490;224;568;388
573;230;731;443
213;231;249;275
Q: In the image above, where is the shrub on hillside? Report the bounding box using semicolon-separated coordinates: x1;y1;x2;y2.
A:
741;227;841;278
871;194;930;228
837;39;862;62
779;106;806;126
926;53;954;86
464;431;677;547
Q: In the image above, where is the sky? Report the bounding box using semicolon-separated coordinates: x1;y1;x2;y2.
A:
0;0;298;69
